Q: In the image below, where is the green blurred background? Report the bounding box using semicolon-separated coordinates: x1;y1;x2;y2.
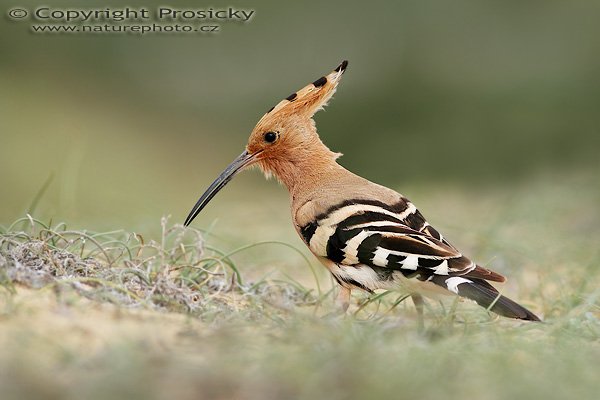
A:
2;0;599;243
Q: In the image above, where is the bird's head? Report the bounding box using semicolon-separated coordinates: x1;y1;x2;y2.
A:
184;60;348;227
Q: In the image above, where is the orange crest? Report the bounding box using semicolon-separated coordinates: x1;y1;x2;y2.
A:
258;60;348;123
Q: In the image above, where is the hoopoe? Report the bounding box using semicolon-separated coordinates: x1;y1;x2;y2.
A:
184;60;540;322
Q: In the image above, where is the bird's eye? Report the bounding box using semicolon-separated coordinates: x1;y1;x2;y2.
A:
264;131;278;143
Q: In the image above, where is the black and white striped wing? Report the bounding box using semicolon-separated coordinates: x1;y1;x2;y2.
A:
300;198;538;321
301;199;476;278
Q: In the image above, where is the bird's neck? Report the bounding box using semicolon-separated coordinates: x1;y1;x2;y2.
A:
266;139;344;195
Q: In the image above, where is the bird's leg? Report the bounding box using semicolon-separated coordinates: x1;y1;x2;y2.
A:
337;286;351;313
411;293;425;332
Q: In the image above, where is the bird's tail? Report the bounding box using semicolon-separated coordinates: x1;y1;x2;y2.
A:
430;276;541;321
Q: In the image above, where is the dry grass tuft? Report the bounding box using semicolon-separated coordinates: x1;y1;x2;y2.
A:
0;216;318;318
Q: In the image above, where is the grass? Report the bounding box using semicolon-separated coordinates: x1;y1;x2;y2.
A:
0;172;599;400
0;216;322;318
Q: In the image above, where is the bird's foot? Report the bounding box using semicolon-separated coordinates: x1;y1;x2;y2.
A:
411;293;426;333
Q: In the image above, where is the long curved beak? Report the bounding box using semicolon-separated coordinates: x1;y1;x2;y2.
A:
184;150;258;227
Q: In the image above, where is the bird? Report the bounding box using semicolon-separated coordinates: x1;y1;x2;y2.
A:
183;60;541;323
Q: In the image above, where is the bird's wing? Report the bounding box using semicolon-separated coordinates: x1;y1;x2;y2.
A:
397;205;463;251
302;199;504;281
326;213;473;275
